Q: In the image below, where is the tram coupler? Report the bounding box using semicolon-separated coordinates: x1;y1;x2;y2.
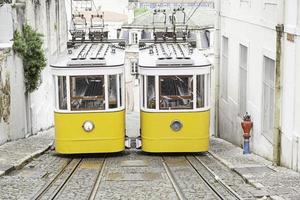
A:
125;136;131;149
135;136;142;149
241;112;253;154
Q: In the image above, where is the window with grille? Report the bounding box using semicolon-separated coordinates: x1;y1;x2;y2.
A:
238;44;248;117
131;61;138;75
221;36;228;100
262;56;275;142
131;32;138;44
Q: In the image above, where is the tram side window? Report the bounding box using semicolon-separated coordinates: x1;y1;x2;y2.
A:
70;76;105;111
58;76;67;110
196;75;205;108
159;76;193;110
147;76;156;109
108;75;118;109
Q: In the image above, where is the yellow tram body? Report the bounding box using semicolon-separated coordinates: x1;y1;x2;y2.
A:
51;42;126;154
138;39;212;153
141;111;210;152
55;110;125;154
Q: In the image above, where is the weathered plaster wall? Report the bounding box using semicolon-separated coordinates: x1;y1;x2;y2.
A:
0;0;67;144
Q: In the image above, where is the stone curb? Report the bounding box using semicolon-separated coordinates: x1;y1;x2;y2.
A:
0;141;53;177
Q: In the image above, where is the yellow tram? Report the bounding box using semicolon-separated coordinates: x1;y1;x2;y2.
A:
51;41;126;154
138;37;211;152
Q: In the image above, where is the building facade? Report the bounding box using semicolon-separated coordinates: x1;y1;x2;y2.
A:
216;0;300;171
0;0;67;144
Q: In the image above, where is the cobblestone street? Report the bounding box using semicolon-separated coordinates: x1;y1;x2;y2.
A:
0;150;258;200
1;129;300;199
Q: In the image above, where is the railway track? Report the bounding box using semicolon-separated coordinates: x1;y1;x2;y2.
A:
31;156;106;200
162;155;243;200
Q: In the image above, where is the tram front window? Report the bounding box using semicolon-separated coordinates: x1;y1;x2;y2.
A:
70;76;105;111
159;76;193;110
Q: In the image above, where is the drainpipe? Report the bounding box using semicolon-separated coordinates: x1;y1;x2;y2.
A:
273;24;284;166
214;0;221;137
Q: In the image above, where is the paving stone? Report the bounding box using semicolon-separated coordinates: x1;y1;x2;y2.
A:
209;136;300;199
0;129;54;177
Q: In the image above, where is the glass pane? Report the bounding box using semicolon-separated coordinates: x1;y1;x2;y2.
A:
119;74;123;107
70;76;105;111
147;76;156;109
159;76;193;110
58;76;67;110
206;74;210;107
141;75;145;108
108;75;118;109
197;75;205;108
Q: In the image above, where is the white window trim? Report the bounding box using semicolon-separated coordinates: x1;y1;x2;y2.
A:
140;74;211;113
54;74;125;113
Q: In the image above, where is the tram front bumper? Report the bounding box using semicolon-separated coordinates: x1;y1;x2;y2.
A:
140;110;210;153
54;110;125;154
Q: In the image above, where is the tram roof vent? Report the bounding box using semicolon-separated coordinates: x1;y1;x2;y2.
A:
156;57;194;66
154;43;191;59
67;59;106;67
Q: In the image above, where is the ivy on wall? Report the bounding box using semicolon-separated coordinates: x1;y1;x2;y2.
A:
13;24;47;93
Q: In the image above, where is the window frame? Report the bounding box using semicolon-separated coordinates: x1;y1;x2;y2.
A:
261;55;275;142
140;73;210;112
54;74;124;113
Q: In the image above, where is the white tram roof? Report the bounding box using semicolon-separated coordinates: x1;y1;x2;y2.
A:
139;41;211;68
51;42;125;68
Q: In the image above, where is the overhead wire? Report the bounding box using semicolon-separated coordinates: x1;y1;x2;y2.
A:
186;0;204;24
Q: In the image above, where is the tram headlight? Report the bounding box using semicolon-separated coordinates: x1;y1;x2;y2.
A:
82;121;94;132
170;120;183;132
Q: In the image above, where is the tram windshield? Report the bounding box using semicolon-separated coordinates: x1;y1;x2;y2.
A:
141;74;210;111
70;76;105;111
159;76;193;110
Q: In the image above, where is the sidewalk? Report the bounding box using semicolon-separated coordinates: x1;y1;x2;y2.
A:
210;137;300;200
0;129;54;176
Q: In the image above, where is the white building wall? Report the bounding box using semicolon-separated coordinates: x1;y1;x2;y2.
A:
280;0;300;171
218;0;279;160
0;0;67;144
218;0;300;170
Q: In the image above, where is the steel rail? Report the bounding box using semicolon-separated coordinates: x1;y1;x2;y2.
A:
31;158;73;200
185;156;224;200
186;155;243;200
49;159;82;200
161;156;187;200
32;158;82;200
195;154;243;199
88;156;107;200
